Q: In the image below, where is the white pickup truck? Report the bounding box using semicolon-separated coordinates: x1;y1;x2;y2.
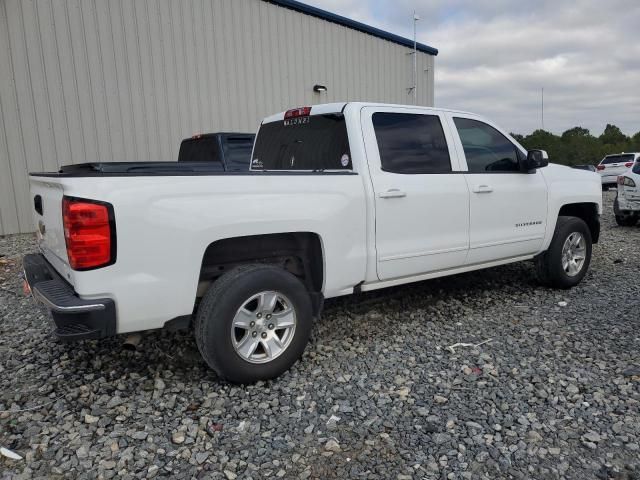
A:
24;102;602;383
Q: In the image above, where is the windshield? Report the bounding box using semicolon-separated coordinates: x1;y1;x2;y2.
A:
251;113;351;171
601;154;634;165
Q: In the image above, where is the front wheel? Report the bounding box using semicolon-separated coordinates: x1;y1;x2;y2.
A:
195;264;313;384
536;216;592;289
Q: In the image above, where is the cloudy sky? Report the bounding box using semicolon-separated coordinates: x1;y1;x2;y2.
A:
305;0;640;136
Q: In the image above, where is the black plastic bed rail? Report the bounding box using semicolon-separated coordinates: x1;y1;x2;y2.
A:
57;161;225;175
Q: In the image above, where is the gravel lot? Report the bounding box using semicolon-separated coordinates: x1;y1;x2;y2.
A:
1;190;639;480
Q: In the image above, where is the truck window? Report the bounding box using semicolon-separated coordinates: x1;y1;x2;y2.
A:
372;113;451;174
453;118;521;173
251;114;351;171
178;137;222;164
223;135;255;171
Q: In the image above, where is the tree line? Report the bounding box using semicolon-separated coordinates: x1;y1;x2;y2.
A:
511;125;640;166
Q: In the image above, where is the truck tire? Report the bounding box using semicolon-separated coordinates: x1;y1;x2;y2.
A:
195;264;313;384
536;216;592;289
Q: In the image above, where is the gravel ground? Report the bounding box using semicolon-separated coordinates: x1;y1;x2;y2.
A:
1;190;639;480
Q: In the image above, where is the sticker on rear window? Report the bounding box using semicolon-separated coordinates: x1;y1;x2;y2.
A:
252;158;263;169
341;154;350;167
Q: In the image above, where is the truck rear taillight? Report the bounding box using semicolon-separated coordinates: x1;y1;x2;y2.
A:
62;197;116;270
596;165;605;171
625;162;633;168
619;176;636;187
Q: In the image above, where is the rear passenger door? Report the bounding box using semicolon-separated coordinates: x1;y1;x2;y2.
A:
447;113;548;264
361;107;470;281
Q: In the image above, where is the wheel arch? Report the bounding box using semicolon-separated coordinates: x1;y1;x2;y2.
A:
197;232;325;314
556;202;600;244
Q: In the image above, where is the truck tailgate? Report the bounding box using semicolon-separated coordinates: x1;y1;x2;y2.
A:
29;176;72;281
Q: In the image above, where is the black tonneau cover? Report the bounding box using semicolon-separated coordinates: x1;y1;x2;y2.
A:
58;161;224;175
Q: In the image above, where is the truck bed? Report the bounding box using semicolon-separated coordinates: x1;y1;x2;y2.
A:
31;162;351;177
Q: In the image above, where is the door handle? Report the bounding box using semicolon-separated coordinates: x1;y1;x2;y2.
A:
378;189;407;199
472;184;493;194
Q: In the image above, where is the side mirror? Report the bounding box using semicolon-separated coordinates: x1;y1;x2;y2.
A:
524;149;549;172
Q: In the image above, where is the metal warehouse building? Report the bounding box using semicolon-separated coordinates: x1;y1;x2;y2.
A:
0;0;438;235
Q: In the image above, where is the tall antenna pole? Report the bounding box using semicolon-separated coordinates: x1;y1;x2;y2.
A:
541;87;544;130
413;11;419;104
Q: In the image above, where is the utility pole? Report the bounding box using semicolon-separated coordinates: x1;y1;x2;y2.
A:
541;87;545;130
413;11;419;104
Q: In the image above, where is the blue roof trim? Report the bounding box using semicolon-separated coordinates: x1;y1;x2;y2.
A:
263;0;438;56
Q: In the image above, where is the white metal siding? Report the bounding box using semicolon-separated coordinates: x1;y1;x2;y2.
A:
0;0;435;235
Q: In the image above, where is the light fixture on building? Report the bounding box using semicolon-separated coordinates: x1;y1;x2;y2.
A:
313;84;327;93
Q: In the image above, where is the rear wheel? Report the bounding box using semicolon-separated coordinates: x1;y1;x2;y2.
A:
195;264;312;384
536;216;592;289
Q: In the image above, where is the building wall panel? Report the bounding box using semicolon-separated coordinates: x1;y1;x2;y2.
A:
0;0;435;235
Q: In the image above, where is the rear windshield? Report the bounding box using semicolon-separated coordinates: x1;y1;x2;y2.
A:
251;113;351;171
222;135;254;171
601;154;634;165
178;137;221;164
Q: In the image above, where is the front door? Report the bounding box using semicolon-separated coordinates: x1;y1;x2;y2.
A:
361;107;470;281
446;114;548;264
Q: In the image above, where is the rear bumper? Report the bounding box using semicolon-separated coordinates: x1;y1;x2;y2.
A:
23;253;116;341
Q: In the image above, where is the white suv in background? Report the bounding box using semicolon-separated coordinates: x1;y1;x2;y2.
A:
614;161;640;226
597;152;640;190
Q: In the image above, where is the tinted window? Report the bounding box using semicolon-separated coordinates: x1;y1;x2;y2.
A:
223;135;255;171
252;114;351;170
453;118;521;173
178;137;221;164
601;154;634;165
633;162;640;174
372;113;451;174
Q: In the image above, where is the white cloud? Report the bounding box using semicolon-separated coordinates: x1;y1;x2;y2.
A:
304;0;640;135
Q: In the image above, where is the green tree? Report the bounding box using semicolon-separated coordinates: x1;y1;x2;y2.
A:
512;124;638;167
561;126;591;140
510;133;525;143
599;124;628;145
520;129;563;163
559;127;599;165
